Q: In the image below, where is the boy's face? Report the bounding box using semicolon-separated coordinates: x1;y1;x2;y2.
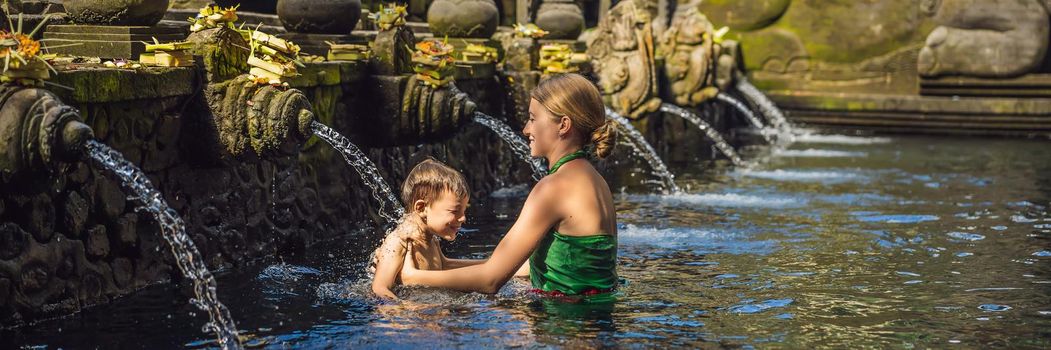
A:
422;191;468;241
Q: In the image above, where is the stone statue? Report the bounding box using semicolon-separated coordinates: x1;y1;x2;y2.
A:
586;0;662;119
659;1;719;106
918;0;1050;78
713;40;741;90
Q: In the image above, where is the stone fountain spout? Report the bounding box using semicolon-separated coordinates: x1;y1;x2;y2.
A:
206;75;317;158
183;26;318;159
0;87;95;182
352;74;478;146
348;20;478;146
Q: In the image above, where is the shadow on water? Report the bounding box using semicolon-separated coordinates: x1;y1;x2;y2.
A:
5;134;1051;348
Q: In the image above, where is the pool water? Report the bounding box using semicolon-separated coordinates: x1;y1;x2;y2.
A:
5;134;1051;348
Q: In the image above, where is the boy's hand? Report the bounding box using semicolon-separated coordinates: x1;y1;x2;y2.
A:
373;287;398;300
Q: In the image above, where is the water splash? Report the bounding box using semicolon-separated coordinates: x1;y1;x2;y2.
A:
85;140;241;350
735;77;791;132
715;92;772;143
738;169;866;183
773;149;867;158
472;112;546;179
790;132;892;145
311;121;405;224
659;103;745;166
605;107;681;193
623;192;803;209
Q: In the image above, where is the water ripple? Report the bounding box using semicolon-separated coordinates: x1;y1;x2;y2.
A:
729;299;794;314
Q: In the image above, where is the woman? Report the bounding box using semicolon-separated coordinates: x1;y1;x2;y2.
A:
399;73;618;295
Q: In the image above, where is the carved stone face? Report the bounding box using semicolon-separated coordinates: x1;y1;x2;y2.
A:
586;0;662;119
660;5;717;106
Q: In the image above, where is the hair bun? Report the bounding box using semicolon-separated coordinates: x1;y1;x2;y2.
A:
590;119;616;159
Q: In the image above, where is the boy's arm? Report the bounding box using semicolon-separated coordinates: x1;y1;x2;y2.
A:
371;235;407;299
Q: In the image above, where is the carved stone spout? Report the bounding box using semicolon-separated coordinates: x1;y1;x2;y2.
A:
352;75;477;146
0;87;94;182
206;76;316;158
586;0;662;119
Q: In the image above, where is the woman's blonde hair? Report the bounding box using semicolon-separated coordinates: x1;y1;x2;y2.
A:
395;158;470;243
530;73;616;159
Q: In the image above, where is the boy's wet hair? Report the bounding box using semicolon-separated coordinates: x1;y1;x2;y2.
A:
401;158;470;212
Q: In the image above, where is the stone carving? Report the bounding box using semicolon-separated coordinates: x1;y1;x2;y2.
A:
659;1;719;106
63;0;169;26
714;39;741;90
918;0;1050;78
370;14;416;75
426;0;499;38
0;87;93;182
535;0;585;40
352;74;477;146
206;75;316;158
187;27;251;82
586;0;662;119
277;0;362;34
400;76;478;139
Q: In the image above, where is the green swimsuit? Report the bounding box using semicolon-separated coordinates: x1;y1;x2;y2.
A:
529;150;618;295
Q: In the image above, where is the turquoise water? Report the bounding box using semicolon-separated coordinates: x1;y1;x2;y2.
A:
5;134;1051;348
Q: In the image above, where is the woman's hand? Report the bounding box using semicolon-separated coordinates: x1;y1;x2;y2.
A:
400;245;420;284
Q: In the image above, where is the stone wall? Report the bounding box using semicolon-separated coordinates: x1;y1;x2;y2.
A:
698;0;1051;92
0;63;535;326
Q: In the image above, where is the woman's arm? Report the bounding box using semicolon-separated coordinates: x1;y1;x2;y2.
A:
400;180;560;293
371;234;407;299
513;261;530;277
441;251;488;269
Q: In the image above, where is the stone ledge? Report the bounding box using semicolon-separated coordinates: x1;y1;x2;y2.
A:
49;67;198;103
288;61;365;88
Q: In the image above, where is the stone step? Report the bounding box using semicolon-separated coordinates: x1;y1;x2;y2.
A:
768;90;1051;137
920;74;1051;98
43;24;188;59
